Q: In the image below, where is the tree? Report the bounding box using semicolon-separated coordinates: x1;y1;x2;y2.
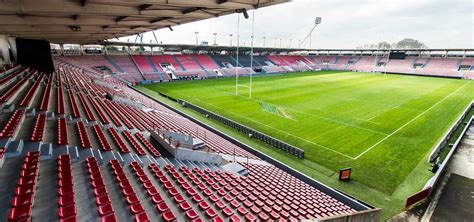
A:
393;38;428;49
356;38;428;49
377;41;392;49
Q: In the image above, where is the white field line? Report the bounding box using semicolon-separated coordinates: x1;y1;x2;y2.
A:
152;85;353;158
356;117;380;125
354;81;471;159
191;97;357;160
186;80;388;136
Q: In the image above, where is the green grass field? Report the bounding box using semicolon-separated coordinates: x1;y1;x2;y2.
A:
136;71;474;218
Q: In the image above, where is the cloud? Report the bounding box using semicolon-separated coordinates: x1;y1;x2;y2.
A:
118;0;473;49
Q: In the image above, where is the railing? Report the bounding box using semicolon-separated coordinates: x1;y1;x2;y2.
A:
176;99;305;159
405;102;473;209
428;101;473;163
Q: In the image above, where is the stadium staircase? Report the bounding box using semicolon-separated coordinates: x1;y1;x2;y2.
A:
229;55;243;67
190;56;213;77
104;56;125;73
144;55;165;81
172;55;187;71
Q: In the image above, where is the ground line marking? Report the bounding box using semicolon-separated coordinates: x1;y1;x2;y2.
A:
354;81;471;159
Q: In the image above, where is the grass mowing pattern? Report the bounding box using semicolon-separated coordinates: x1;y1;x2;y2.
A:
138;71;474;195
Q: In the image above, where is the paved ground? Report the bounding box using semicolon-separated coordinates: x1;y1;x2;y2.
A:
431;174;474;222
422;123;474;222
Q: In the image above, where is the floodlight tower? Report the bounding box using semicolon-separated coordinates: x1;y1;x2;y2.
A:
298;17;322;49
194;31;199;45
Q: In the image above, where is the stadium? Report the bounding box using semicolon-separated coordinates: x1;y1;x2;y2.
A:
0;0;473;221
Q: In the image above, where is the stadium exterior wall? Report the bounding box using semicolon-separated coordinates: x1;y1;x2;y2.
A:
132;86;375;212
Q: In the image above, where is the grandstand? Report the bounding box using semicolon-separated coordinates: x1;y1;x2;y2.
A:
1;0;473;221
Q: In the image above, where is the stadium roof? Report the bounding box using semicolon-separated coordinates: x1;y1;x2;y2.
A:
0;0;288;44
101;41;474;54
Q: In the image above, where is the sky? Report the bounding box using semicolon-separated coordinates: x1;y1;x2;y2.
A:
117;0;474;49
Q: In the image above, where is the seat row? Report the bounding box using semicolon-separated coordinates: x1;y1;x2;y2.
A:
0;147;5;160
76;122;91;148
109;160;150;221
0;70;35;104
8;152;40;221
67;89;80;118
122;131;146;155
86;157;117;222
77;93;95;121
107;128;130;153
57;118;69;145
19;72;45;107
134;132;161;157
0;67;27;86
0;110;25;138
57;155;77;221
96;99;122;127
88;95;109;125
93;125;112;151
57;86;65;114
39;74;53;111
30;114;47;141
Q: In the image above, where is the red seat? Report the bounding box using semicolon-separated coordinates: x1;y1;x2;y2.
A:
15;184;35;196
134;211;149;222
174;194;185;203
119;181;132;189
222;207;234;217
270;211;280;219
126;194;140;205
98;203;114;216
212;216;224;222
94;187;108;197
258;212;269;221
92;179;105;188
250;206;261;214
59;216;77;222
8;204;32;221
186;209;199;219
122;187;135;196
215;201;226;209
142;181;153;189
245;214;257;222
130;203;145;215
151;194;164;204
192;194;204;203
198;201;210;210
58;205;77;219
208;195;219;203
238;206;249;215
58;194;75;207
230;215;241;222
168;188;179;196
186;188;197;196
156;202;169;213
179;201;192;211
147;187;159;196
101;213;117;222
205;208;218;218
18;176;36;187
162;210;176;222
11;193;33;207
58;178;74;187
96;195;111;206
